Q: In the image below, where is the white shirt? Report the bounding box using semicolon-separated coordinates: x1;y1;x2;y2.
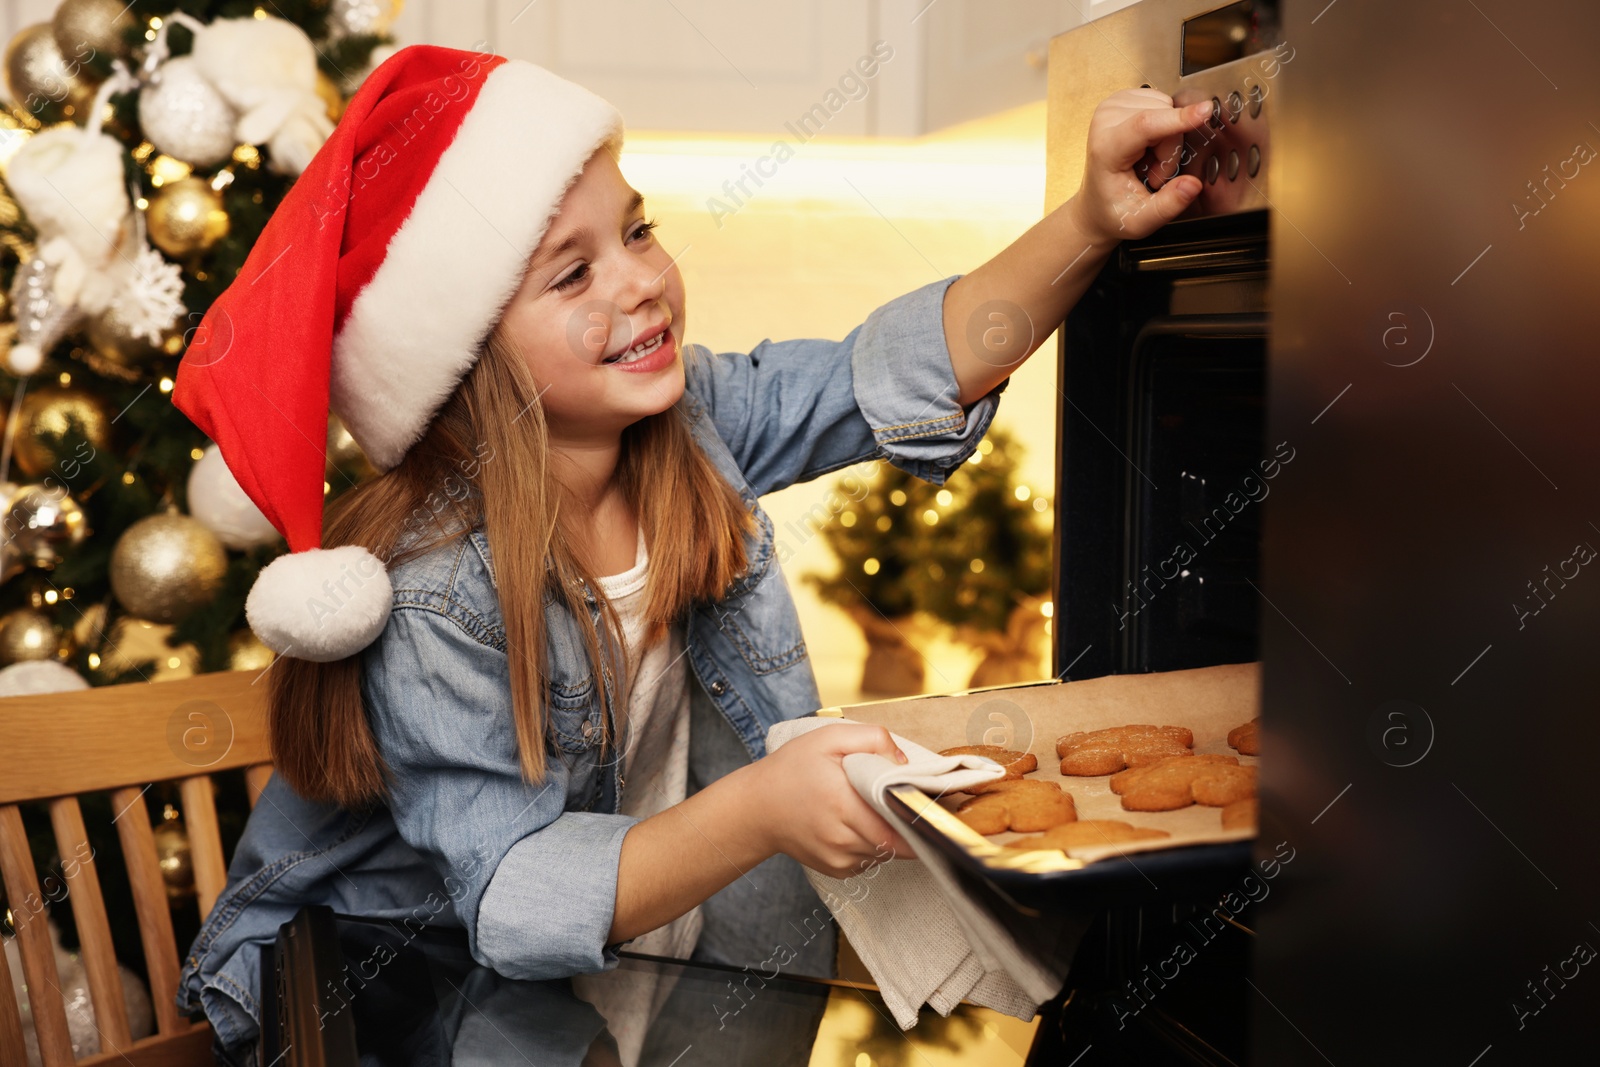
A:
569;529;700;1064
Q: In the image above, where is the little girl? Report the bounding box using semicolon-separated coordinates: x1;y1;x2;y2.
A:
171;43;1209;1066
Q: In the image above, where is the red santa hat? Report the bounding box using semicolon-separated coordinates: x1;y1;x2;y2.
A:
172;44;624;662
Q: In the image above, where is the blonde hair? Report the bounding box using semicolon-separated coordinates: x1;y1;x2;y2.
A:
268;323;751;809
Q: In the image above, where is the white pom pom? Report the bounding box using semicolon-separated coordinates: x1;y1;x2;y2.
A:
0;659;89;696
188;443;282;549
8;342;42;375
245;545;392;662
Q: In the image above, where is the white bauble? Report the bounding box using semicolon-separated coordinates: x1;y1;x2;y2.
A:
0;658;87;695
4;915;154;1067
138;56;237;169
187;442;281;550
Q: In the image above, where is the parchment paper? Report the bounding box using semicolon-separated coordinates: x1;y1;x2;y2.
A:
825;661;1260;866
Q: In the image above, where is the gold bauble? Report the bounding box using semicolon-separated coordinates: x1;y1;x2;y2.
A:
6;483;89;568
326;412;376;479
0;606;68;665
146;177;229;257
227;628;276;672
52;0;137;62
12;384;111;478
314;70;345;123
109;513;228;625
86;301;179;369
152;805;194;902
4;23;97;122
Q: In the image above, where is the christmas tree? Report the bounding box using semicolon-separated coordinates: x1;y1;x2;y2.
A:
0;1;395;687
0;0;399;1037
810;427;1053;692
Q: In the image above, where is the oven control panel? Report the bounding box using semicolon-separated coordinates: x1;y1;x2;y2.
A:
1046;0;1283;219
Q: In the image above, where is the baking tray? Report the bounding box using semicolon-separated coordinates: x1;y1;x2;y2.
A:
827;662;1261;914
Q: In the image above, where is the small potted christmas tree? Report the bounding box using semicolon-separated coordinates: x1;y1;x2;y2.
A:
809;428;1053;695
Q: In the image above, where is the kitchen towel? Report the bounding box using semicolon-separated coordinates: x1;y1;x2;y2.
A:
765;716;1083;1030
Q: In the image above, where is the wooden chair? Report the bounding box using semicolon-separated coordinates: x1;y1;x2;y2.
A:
0;669;274;1066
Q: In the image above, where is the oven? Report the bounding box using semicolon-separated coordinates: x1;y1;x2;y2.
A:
1045;0;1600;1063
1038;1;1283;1062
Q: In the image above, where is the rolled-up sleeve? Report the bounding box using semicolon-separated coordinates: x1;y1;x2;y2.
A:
682;273;1004;496
362;604;639;980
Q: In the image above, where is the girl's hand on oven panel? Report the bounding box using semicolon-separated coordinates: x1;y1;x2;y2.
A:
1069;88;1212;244
939;89;1212;405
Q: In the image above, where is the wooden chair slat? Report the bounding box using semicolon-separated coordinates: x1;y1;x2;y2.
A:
0;907;29;1065
176;778;226;922
0;804;76;1066
0;671;270;804
109;788;187;1037
47;796;133;1052
244;764;272;809
75;1023;214;1066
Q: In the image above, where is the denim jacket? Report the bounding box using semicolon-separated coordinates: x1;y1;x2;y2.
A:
176;274;1003;1057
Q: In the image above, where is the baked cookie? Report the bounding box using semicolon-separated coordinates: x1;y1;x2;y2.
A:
1221;797;1258;831
1227;718;1260;756
955;779;1076;835
939;745;1039;792
1110;754;1257;812
1054;724;1194;776
1005;820;1171;853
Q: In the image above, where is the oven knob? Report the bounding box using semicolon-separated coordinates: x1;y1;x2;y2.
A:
1248;144;1261;177
1206;155;1221;184
1226;90;1244;123
1248;83;1265;118
1208;96;1223;129
1227;149;1241;181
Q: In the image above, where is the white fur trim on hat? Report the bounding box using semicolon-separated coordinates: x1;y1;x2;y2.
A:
245;545;393;661
329;61;624;472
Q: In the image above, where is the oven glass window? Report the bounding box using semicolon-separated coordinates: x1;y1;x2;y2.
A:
1129;330;1267;671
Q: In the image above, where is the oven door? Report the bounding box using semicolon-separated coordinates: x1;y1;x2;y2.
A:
1125;315;1268;673
1056;215;1270;681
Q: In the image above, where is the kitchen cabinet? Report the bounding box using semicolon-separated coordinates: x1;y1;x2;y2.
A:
388;0;1095;135
0;1;1152;136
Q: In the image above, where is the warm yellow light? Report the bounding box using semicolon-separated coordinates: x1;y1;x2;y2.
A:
1033;497;1049;512
190;448;204;460
159;377;174;392
43;590;56;604
121;472;135;484
863;558;880;575
966;452;982;464
936;489;953;506
618;113;1044;223
978;439;995;455
922;509;938;525
1041;601;1054;618
889;490;907;506
875;515;892;532
57;371;70;386
970;559;985;573
87;653;100;669
840;511;856;527
1014;485;1031;501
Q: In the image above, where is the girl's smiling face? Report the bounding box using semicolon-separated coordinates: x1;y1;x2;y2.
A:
498;147;687;446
